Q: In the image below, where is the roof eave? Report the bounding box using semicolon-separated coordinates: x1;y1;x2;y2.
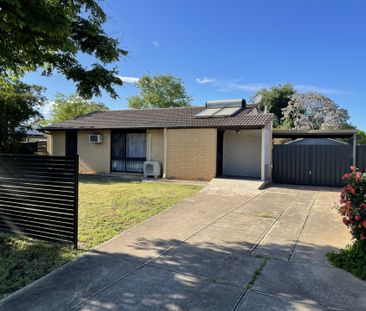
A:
272;129;357;139
42;124;268;131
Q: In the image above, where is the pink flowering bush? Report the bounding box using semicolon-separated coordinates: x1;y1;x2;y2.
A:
328;166;366;280
338;166;366;244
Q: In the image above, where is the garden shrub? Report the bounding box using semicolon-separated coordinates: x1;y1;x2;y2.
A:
327;240;366;280
328;166;366;280
338;166;366;244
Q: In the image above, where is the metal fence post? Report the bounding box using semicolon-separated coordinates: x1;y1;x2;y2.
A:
353;134;357;166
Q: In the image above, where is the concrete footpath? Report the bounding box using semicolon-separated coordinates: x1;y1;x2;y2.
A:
1;179;365;311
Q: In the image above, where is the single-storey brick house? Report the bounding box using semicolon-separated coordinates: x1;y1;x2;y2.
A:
42;99;273;181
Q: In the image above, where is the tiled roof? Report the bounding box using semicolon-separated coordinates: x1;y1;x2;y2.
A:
42;105;272;130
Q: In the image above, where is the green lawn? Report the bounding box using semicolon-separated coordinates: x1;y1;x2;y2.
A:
0;178;202;298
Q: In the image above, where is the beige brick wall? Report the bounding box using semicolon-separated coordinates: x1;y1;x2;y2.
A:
78;130;111;174
166;128;217;181
47;131;65;156
147;129;164;164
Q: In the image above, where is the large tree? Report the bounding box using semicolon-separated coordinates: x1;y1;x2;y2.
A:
343;124;366;144
255;84;295;126
0;0;127;99
281;92;349;130
0;79;45;153
127;74;191;109
45;93;109;124
357;130;366;144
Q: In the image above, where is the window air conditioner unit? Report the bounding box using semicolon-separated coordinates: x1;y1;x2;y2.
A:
144;161;161;178
89;134;104;144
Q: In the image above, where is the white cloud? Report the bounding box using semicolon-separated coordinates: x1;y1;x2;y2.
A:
117;76;140;84
219;81;267;92
294;84;346;95
195;77;217;84
152;41;159;48
195;77;346;95
38;100;55;118
195;77;266;91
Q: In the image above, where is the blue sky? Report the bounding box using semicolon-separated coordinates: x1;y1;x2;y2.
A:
24;0;366;130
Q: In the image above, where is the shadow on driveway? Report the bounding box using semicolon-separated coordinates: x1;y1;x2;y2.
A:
1;236;365;311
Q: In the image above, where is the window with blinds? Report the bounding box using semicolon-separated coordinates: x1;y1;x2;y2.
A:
111;131;147;173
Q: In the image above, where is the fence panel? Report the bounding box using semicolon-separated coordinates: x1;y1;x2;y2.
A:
273;145;311;185
0;154;78;247
357;145;366;173
18;141;47;155
273;144;353;187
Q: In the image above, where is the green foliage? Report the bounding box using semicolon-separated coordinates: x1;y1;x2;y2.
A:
327;167;366;281
0;78;45;152
343;124;366;145
46;93;109;124
127;74;191;109
255;84;295;126
327;240;366;280
357;129;366;144
0;0;127;99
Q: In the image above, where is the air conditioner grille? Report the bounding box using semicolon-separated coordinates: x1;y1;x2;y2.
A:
145;164;154;173
143;161;161;178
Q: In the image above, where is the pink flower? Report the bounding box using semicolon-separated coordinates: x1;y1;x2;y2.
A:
355;215;361;221
350;165;356;171
360;234;366;241
355;172;361;183
342;201;351;211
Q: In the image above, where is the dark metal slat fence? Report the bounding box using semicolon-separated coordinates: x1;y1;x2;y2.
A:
0;154;78;248
273;145;353;187
357;145;366;173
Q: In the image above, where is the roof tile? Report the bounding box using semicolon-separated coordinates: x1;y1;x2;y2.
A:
42;106;272;130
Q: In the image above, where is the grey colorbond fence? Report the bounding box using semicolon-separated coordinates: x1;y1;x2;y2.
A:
0;154;78;248
357;145;366;173
273;145;353;187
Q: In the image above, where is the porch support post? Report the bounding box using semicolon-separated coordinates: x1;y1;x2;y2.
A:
353;133;357;166
146;131;152;161
261;127;265;181
163;128;167;178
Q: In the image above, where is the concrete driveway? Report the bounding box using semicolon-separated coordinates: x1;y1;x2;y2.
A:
1;179;365;311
